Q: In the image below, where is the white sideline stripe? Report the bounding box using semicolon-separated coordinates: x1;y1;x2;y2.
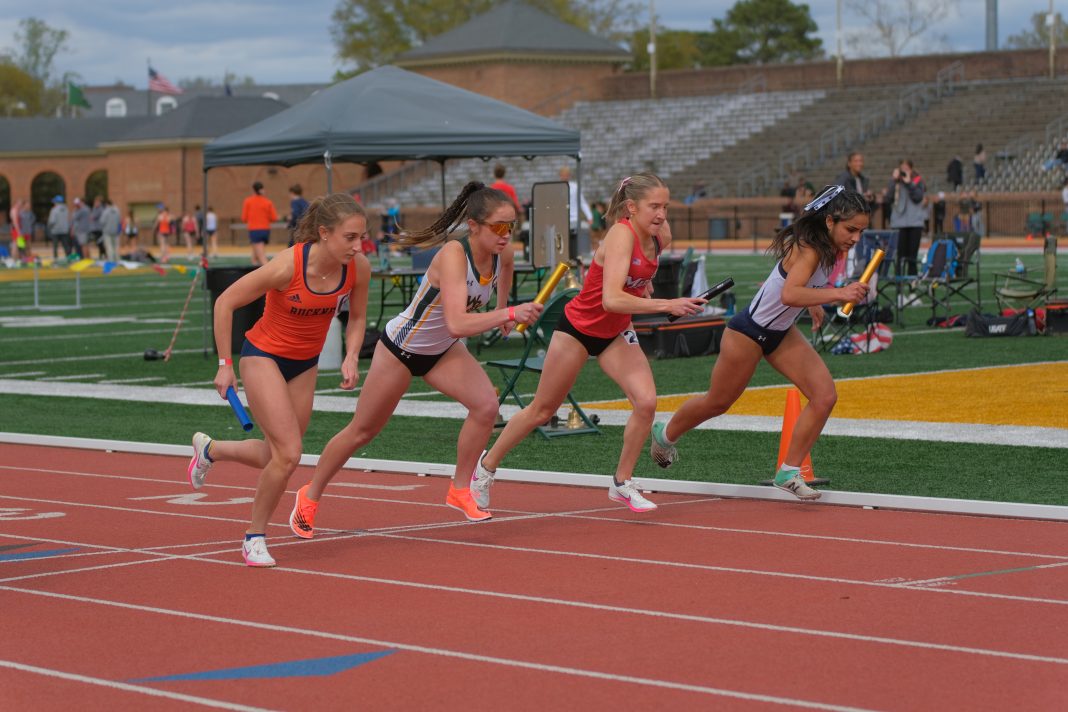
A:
0;589;875;712
3;371;45;378
5;432;1068;521
0;659;271;712
4;462;1068;560
1;378;1065;449
3;487;1068;609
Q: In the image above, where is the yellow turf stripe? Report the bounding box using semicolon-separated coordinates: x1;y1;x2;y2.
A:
595;363;1068;430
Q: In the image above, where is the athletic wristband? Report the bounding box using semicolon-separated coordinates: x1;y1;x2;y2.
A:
508;306;516;322
219;358;233;367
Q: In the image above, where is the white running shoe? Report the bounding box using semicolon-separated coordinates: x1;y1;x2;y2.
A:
650;421;678;469
773;473;822;501
187;432;214;489
470;450;496;509
241;536;276;567
609;480;658;512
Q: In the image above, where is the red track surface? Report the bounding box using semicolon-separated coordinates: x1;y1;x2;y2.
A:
2;443;1067;711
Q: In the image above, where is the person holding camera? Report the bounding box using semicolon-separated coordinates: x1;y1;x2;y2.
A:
888;159;926;276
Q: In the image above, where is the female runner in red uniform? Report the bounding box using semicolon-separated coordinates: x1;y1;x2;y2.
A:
185;193;371;567
471;173;706;512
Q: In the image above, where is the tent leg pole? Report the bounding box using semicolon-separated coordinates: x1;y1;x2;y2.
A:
202;169;210;359
440;161;446;209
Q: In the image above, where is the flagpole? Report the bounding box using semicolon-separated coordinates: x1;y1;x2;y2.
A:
146;58;151;116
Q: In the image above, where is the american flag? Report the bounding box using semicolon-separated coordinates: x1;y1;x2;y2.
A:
148;67;183;95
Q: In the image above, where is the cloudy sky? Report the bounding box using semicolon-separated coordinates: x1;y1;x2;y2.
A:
0;1;1048;87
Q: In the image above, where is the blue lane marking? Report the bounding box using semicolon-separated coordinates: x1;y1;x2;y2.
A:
0;548;79;562
129;651;396;682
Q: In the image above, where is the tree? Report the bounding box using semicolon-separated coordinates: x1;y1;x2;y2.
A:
331;0;640;74
710;0;824;65
12;17;68;86
630;28;712;72
0;59;42;115
844;0;958;57
1006;12;1068;49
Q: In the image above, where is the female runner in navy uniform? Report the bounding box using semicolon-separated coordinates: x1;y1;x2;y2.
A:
650;185;871;499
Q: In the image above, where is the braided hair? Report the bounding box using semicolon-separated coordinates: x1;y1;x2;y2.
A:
394;181;513;248
768;185;870;271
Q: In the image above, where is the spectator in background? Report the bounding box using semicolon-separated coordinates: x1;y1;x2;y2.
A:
70;197;91;260
683;181;707;205
888;159;926;276
18;199;35;261
89;196;104;259
99;199;122;262
124;208;139;253
1042;142;1068;173
241;181;278;266
204;206;218;260
181;212;198;260
974;144;987;183
286;184;309;247
589;200;607;253
969;191;984;236
153;204;172;263
46;195;70;259
834;152;873;204
946;155;963;190
489;163;521;217
876;187;891;229
932;192;946;236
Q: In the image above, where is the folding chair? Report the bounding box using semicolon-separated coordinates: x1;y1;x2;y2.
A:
994;235;1059;311
486;289;599;438
810;271;887;353
938;231;982;314
911;237;959;323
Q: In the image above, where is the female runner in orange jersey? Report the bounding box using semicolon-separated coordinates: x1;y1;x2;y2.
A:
185;193;371;567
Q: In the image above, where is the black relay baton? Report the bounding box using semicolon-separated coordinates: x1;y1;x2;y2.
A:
667;277;735;322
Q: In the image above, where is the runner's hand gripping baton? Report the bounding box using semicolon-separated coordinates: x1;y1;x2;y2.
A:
516;262;570;334
668;277;735;322
839;249;884;317
226;386;254;432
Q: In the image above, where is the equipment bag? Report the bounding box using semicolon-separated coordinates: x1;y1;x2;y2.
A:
964;309;1037;337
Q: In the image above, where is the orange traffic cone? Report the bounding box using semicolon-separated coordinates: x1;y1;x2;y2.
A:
776;388;824;484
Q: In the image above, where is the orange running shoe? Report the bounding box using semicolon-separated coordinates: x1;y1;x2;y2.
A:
446;485;492;522
289;484;319;539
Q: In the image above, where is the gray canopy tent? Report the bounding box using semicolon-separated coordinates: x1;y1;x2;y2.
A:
202;65;582;206
199;65;581;356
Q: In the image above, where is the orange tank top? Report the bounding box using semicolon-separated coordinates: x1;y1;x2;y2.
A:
244;242;356;360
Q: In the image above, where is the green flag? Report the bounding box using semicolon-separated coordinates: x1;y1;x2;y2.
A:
67;81;91;109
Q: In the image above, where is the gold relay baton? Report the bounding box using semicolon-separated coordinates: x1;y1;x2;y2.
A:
840;248;884;316
516;262;570;333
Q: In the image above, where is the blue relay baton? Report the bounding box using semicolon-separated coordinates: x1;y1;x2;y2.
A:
226;386;254;432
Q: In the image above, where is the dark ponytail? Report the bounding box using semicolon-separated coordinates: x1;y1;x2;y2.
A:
394;181;512;248
768;186;870;270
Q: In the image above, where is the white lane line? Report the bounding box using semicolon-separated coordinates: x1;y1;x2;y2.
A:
0;349;201;367
0;586;973;711
4;463;1068;561
0;659;273;712
99;377;167;385
3;489;1068;610
2;371;45;378
37;373;106;381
